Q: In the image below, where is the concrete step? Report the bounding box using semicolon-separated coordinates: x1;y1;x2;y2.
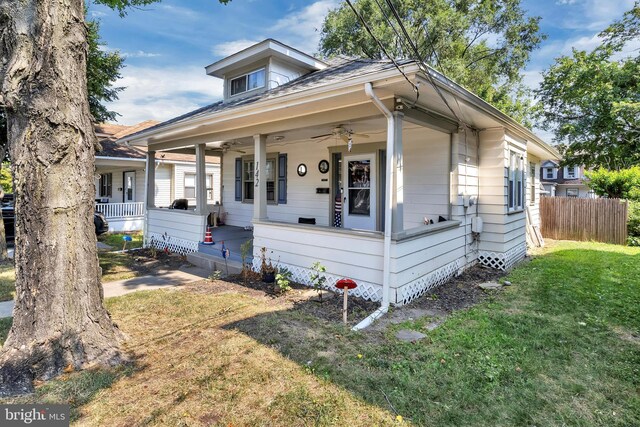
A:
187;251;244;275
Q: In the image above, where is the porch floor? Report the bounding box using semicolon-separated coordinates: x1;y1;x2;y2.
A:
197;225;253;264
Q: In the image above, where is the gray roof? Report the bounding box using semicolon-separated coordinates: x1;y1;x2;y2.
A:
125;58;411;139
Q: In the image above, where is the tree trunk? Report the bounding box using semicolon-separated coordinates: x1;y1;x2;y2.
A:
0;0;124;395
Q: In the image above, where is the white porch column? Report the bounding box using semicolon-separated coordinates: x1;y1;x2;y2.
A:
145;150;156;208
195;143;207;214
392;111;404;234
253;134;268;221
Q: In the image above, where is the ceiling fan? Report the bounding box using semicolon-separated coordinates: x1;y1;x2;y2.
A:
219;141;246;154
311;125;369;151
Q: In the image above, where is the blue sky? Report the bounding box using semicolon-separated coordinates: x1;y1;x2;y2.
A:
89;0;638;141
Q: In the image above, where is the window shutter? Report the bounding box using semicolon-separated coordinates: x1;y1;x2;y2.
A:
235;158;242;201
278;153;287;204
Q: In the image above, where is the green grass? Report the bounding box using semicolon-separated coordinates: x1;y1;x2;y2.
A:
98;252;138;282
98;232;143;251
0;240;638;426
0;260;15;302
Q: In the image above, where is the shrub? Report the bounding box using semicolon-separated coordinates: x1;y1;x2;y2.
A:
628;200;640;246
585;167;640;200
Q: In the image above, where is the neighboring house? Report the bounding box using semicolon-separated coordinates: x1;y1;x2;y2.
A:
95;122;221;232
540;160;595;198
120;39;559;307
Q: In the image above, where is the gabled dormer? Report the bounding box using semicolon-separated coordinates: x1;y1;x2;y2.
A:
205;39;328;102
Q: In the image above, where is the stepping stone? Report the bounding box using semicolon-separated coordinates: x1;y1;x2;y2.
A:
478;281;503;290
396;329;427;342
425;319;445;331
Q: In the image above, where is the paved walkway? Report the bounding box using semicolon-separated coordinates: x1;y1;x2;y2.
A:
0;266;210;319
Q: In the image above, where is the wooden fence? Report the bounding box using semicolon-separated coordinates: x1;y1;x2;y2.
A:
540;197;628;245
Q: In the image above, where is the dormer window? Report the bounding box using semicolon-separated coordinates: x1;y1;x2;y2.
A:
230;68;266;96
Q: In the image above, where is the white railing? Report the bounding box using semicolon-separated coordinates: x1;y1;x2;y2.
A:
95;202;144;219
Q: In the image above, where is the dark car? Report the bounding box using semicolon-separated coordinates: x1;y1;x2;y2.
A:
2;195;109;241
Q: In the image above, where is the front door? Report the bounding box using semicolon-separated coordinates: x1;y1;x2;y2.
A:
343;153;376;230
124;171;136;202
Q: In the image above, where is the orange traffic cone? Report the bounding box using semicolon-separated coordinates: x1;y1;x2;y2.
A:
202;226;214;245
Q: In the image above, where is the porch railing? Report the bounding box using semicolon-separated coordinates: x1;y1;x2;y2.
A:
95;202;144;219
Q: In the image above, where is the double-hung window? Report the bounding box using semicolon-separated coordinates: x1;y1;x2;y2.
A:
508;151;524;211
530;163;536;205
99;173;112;198
184;173;215;201
230;68;266;96
565;166;577;179
545;167;555;179
242;157;276;202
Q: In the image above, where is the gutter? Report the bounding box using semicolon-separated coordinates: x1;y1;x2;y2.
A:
352;82;394;331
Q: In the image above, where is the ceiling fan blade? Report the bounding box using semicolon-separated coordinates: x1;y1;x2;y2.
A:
340;134;350;143
354;133;370;138
311;133;333;139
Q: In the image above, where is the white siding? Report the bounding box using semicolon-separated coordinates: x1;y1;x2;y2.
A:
222;139;338;227
96;167;146;203
146;208;207;245
527;154;541;227
268;57;308;89
173;163;221;205
155;164;172;207
402;127;450;228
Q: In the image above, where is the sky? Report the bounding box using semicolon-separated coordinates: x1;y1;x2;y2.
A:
88;0;638;142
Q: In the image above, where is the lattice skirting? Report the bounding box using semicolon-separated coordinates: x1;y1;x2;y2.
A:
252;259;383;302
478;242;527;271
145;232;199;256
394;259;462;306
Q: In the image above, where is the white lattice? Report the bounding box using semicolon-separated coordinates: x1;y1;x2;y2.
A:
394;259;462;306
478;242;527;271
145;233;199;256
252;259;383;302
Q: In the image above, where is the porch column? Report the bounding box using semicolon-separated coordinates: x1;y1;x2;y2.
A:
145;150;155;208
253;134;267;221
392;111;404;234
195;143;207;214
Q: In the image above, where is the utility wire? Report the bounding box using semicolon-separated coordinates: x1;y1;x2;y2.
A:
344;0;419;103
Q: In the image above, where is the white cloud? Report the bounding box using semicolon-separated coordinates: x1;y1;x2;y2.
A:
522;69;544;91
212;39;263;57
555;0;576;5
106;65;223;125
269;0;339;54
562;0;635;31
122;50;162;58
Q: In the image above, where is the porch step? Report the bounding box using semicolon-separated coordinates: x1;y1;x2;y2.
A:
187;251;244;275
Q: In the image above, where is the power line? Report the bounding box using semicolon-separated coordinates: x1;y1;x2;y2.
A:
344;0;419;102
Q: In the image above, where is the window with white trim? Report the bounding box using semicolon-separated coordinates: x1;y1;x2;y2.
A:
565;165;577;179
242;156;276;203
99;173;112;198
530;162;536;205
508;151;524;211
230;68;266;96
184;173;214;201
566;188;579;198
545;167;555;179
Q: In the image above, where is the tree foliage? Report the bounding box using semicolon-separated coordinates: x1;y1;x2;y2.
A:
585;167;640;200
319;0;545;126
535;3;640;169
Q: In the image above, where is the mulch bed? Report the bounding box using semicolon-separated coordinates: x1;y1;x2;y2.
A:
183;262;509;327
124;248;190;276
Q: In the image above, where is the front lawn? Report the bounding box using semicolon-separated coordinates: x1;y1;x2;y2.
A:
97;232;143;251
1;241;639;426
0;260;15;302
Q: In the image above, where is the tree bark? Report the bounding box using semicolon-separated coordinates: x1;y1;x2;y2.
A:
0;0;124;395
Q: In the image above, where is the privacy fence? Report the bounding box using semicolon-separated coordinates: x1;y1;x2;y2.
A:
540;197;628;245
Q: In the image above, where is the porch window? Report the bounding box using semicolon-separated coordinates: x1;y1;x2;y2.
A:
241;156;277;203
230;68;265;96
530;162;536;205
184;173;215;200
508;151;524;211
566;188;579;198
99;173;112;198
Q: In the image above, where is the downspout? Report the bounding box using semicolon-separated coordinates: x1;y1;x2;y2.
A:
352;82;395;331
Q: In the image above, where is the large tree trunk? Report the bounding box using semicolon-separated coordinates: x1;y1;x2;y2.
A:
0;0;124;395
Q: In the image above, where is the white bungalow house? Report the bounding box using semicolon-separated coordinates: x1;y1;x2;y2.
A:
119;39;559;314
95;122;221;232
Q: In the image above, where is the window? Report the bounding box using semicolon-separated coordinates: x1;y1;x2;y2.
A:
565;166;577;179
508;151;524;211
242;157;276;202
184;173;215;200
530;163;536;205
99;173;112;198
566;188;579;198
230;68;266;96
545;167;555;179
